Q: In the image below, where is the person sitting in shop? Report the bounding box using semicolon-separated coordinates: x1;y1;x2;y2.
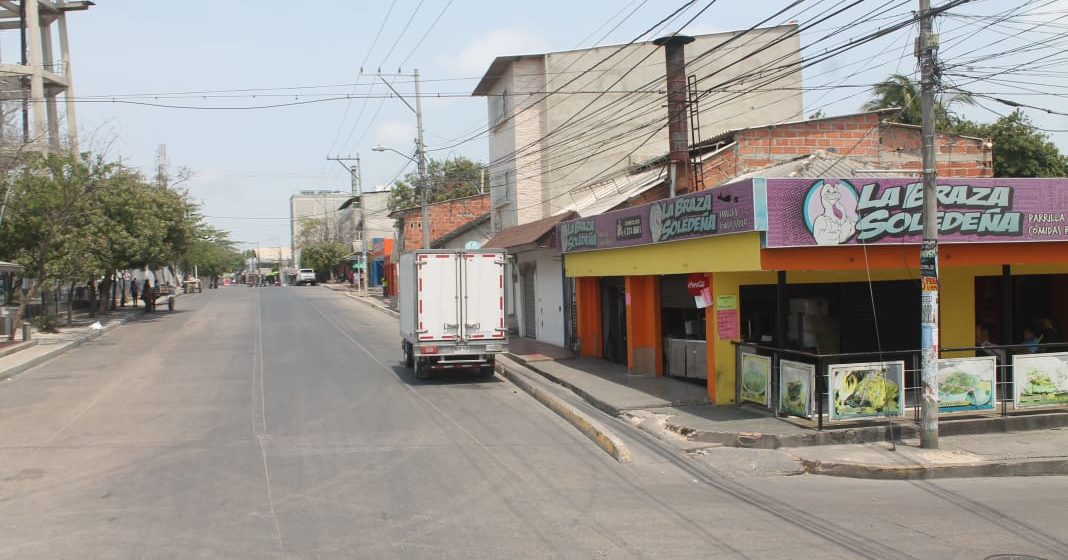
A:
976;323;1005;364
1020;326;1040;354
1038;316;1061;351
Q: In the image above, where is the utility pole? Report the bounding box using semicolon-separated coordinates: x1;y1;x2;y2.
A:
918;0;940;449
376;70;430;248
413;69;430;249
328;155;368;295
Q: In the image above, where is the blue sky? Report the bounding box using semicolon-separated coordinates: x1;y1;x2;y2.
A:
57;0;1068;248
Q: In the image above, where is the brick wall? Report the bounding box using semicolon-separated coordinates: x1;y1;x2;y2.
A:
400;195;491;251
697;112;994;186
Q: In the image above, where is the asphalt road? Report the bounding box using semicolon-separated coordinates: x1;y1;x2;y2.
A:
0;286;1066;559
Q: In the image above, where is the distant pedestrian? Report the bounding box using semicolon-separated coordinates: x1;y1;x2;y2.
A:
130;282;139;307
141;279;153;312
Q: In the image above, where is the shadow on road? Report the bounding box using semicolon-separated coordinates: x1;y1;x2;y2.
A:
389;364;503;387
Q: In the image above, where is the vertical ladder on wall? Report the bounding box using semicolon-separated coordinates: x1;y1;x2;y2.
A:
687;74;705;191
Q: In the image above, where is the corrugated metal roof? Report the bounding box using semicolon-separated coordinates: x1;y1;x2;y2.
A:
563;166;667;217
483;211;577;250
726;151;920;183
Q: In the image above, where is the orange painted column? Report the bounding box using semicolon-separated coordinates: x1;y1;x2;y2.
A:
625;275;663;375
703;273;717;402
575;277;602;358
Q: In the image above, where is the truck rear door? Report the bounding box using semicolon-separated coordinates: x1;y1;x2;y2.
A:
416;252;461;342
461;251;506;342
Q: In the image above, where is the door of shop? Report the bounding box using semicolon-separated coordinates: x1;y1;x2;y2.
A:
600;277;627;364
522;268;537;338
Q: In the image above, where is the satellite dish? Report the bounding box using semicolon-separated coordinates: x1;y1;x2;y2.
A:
464;240;482;250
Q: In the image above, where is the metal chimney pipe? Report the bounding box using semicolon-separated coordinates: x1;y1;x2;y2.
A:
654;35;695;195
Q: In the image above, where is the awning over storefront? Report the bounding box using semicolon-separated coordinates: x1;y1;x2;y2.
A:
0;261;22;274
484;211;576;252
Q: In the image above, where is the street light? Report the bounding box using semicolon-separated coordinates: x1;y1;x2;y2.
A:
372;144;430;249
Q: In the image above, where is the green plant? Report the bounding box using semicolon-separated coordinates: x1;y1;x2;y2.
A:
32;314;60;333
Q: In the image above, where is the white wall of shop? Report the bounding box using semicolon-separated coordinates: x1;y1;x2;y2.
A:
516;249;565;347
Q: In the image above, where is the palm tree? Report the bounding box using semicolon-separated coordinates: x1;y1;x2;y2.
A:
863;73;973;127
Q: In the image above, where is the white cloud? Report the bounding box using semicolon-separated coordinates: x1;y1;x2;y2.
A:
439;27;551;76
375;120;417;149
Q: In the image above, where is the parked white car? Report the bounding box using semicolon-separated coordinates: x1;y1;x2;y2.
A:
296;269;317;286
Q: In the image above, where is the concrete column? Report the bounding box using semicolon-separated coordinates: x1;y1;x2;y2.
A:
25;0;46;150
703;273;717;402
57;12;78;153
40;18;59;152
625;275;662;376
575;276;602;358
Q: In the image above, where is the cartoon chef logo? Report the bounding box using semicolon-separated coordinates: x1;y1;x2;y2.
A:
803;179;859;245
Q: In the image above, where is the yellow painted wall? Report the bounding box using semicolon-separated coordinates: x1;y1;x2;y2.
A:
709;271;776;404
565;233;1068;405
564;233;763;277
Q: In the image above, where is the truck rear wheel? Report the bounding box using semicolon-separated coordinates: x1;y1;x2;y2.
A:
404;343;414;368
480;356;496;378
414;358;431;380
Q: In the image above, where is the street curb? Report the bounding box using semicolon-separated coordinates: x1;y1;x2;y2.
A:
679;411;1068;449
0;339;38;358
496;355;631;464
336;289;400;318
508;357;625;417
0;311;139;383
799;456;1068;480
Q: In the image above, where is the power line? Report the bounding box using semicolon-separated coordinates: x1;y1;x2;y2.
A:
397;0;455;69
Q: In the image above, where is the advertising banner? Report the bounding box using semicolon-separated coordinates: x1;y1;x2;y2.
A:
1013;352;1068;408
827;361;905;421
558;179;760;253
779;360;816;419
739;352;771;407
764;178;1068;248
936;356;997;413
716;294;739;340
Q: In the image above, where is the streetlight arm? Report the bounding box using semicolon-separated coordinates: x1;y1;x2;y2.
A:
372;145;419;164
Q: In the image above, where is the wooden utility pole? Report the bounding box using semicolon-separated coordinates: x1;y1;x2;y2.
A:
918;0;940;449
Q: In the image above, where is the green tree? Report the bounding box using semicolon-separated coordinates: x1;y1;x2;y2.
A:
950;110;1068;178
180;223;242;279
0;152;109;328
862;73;973;126
294;216;339;248
386;156;485;213
299;241;348;278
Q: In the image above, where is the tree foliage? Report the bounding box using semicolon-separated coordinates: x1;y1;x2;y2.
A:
862;73;973;126
949;110;1068;178
862;74;1068;178
0;151;239;326
294;216;340;248
387;156;485;213
299;241;348;275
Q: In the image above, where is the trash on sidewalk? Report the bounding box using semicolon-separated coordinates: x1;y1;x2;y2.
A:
89;321;103;331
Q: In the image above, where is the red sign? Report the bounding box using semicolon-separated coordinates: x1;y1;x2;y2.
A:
686;273;708;296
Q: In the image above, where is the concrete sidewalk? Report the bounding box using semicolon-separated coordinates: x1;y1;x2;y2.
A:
789;429;1068;479
320;283;398;317
0;307;145;381
503;338;1068;478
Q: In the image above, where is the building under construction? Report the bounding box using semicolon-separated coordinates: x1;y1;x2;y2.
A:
0;0;92;154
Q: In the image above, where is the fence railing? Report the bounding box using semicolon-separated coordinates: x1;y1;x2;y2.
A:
733;340;1068;431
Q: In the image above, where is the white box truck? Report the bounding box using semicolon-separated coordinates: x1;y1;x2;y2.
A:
399;250;508;379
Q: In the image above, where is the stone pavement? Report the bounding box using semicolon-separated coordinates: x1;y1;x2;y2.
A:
324;286;1068;478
